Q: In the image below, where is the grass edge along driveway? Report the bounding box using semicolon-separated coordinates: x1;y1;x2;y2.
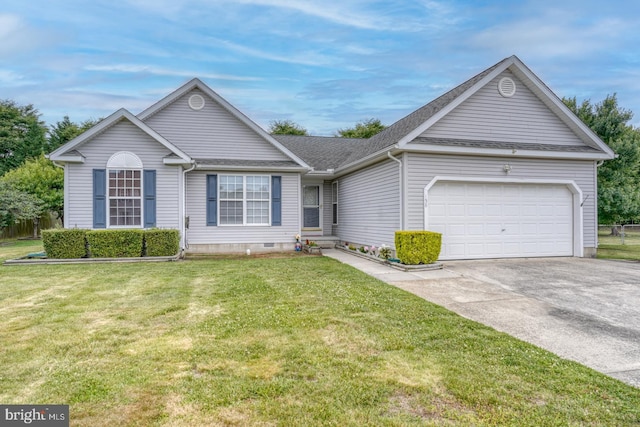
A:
1;242;639;426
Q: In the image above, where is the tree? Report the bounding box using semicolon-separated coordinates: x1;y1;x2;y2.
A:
0;185;45;233
48;116;100;153
268;120;308;135
563;94;640;225
0;154;64;233
0;100;48;175
336;118;386;138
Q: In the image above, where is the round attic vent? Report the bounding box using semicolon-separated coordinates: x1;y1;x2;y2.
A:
498;77;516;97
188;94;205;110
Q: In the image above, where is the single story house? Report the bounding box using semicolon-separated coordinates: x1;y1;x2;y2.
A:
48;55;614;260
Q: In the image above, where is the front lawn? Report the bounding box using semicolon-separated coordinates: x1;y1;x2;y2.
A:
598;230;640;260
1;240;639;426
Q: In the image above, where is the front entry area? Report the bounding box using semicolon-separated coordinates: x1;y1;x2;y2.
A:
427;181;575;260
303;184;321;230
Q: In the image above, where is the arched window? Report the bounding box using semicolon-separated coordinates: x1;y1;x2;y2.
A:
106;152;143;226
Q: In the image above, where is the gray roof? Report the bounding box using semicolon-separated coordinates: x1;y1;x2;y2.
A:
277;58;510;171
274;56;609;171
195;158;303;169
273;135;366;171
413;137;602;153
338;57;510;167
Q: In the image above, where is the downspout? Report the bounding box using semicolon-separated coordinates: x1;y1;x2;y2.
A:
181;161;196;254
387;151;403;230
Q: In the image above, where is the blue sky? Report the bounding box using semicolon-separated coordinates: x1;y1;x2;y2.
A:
2;0;640;135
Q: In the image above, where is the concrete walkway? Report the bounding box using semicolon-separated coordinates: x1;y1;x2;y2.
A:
323;249;640;388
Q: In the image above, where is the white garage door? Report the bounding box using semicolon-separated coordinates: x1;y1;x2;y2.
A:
428;182;573;260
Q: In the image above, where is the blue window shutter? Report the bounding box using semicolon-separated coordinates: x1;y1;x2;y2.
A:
206;174;217;226
144;170;156;228
93;169;106;228
271;175;281;226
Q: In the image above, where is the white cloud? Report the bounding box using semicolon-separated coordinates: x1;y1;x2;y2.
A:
209;38;336;67
469;15;627;59
84;64;263;81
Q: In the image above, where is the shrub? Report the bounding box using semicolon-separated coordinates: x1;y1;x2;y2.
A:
144;229;180;256
86;229;144;258
395;231;442;265
42;228;88;259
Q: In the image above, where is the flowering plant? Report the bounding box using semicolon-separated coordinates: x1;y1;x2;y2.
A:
379;244;391;260
295;234;301;241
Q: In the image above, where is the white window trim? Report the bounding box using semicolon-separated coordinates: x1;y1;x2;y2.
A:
106;168;144;228
218;174;271;226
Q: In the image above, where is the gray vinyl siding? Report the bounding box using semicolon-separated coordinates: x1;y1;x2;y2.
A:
405;153;598;247
186;171;299;245
423;70;584;146
65;119;181;229
335;160;400;247
322;180;333;236
143;88;291;161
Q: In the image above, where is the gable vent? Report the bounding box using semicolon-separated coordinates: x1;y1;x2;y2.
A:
498;77;516;98
188;94;205;110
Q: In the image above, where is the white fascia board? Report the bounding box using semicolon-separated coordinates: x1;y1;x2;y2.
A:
396;59;515;148
403;144;613;160
49;154;85;163
163;158;194;166
335;146;402;176
194;164;308;173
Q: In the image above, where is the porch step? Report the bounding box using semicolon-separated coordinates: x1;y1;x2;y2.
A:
301;235;339;249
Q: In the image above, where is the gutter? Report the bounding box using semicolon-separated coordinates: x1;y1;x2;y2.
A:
336;144;401;177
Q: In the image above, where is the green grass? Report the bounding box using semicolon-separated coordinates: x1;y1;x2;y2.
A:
1;240;639;426
598;230;640;260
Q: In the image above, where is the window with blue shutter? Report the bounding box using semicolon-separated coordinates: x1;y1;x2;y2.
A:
143;170;156;228
93;169;106;228
206;174;217;226
271;176;281;226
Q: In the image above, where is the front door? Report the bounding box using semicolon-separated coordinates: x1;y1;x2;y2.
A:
303;184;321;231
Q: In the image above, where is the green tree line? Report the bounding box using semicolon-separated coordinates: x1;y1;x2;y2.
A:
0;99;99;233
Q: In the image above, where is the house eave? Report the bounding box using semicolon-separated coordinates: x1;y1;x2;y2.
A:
334;145;400;176
194;164;309;173
46;154;85;163
163;158;195;166
403;144;614;160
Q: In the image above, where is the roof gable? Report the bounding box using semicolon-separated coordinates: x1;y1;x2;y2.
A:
138;79;310;169
47;109;192;164
336;56;613;171
421;69;588;146
397;56;614;157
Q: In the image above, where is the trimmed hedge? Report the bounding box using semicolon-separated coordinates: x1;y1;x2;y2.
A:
395;231;442;265
86;229;145;258
42;228;88;259
144;229;180;256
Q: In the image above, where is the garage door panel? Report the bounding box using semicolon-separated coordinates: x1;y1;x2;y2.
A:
428;182;573;260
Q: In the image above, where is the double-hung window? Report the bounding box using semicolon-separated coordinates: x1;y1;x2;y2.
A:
219;175;270;225
108;169;142;226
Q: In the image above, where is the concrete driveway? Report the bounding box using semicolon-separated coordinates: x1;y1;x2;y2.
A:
394;258;640;387
323;251;640;387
